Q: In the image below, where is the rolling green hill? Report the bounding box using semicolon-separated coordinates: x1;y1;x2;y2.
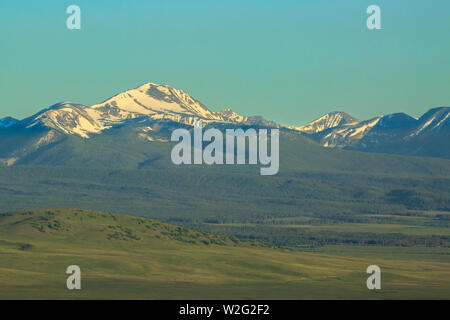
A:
0;209;449;299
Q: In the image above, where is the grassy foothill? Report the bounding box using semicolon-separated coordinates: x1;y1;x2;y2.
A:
0;209;449;299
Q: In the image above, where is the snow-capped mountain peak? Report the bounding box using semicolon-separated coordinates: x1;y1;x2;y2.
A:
215;108;248;123
296;111;360;134
2;83;448;161
412;107;450;135
90;82;218;122
5;83;267;139
24;102;107;138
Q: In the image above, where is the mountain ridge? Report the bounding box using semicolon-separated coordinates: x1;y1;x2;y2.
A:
1;82;449;164
299;107;450;158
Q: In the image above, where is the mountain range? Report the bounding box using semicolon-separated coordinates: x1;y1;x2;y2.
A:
295;108;450;158
1;82;449;166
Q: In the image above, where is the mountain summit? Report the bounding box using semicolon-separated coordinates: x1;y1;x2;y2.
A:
10;83;274;139
0;83;449;165
90;82;220;124
0;82;279;165
299;107;450;157
296;111;360;134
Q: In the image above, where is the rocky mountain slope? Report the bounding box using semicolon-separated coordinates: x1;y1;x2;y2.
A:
0;82;449;166
298;108;450;158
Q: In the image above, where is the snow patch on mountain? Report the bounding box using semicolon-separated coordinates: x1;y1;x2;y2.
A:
91;83;219;122
13;83;280;139
296;111;360;134
26;102;108;138
412;107;450;136
4;82;449;160
319;117;381;148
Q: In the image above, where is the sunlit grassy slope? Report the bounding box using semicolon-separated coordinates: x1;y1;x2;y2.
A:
0;209;449;299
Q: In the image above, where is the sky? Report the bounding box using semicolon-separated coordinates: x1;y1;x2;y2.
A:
1;0;449;126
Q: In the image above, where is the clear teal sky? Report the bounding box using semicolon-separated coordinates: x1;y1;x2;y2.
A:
1;0;449;125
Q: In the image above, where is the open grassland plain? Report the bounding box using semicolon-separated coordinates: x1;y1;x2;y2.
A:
0;209;449;299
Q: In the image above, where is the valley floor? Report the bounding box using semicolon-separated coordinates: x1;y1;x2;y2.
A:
0;210;449;299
